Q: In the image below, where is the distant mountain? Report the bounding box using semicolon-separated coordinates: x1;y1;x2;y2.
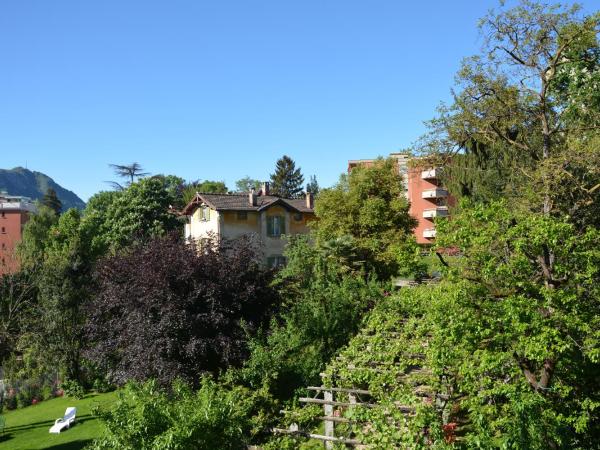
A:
0;167;86;211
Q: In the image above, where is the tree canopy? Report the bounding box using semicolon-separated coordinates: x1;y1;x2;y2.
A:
313;157;419;279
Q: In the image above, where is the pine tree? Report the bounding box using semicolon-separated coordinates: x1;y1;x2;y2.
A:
270;155;304;198
306;175;320;195
42;188;62;215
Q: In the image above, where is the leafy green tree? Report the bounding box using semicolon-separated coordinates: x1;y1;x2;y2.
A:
422;1;600;225
305;175;319;195
38;210;92;381
235;177;262;193
270;155;304;198
41;188;62;215
104;178;180;250
430;200;600;448
313;158;419;279
18;206;59;271
80;190;122;258
238;236;384;400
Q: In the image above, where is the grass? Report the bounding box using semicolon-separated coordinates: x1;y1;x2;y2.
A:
0;391;117;450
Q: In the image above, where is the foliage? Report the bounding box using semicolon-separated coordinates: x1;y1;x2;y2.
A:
0;271;36;361
430;200;600;448
179;179;228;208
89;379;261;450
313;157;421;279
102;177;180;250
41;188;62;215
86;234;278;387
235;176;262;193
108;162;149;189
17;205;58;271
33;208;94;382
80;190;122;257
421;1;600;225
60;378;85;399
237;236;384;401
270;155;305;198
305;175;319;195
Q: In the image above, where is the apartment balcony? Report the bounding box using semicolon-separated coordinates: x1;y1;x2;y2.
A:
423;206;449;219
421;188;448;199
421;168;440;179
423;228;437;239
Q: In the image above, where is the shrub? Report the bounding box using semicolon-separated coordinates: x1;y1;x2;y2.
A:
89;378;264;450
60;378;85;399
86;234;278;387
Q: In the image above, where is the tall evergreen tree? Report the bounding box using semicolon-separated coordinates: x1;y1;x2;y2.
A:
41;188;62;215
305;175;320;195
269;155;304;198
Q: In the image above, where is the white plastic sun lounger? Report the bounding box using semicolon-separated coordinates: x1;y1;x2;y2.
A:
49;407;76;433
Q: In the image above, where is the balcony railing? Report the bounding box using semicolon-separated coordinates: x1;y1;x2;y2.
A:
423;228;437;239
421;188;448;199
423;207;449;219
421;168;440;179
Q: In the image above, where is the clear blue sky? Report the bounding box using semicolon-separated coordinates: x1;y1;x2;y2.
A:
0;0;592;200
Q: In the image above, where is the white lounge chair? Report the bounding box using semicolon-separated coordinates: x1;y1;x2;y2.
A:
49;407;76;434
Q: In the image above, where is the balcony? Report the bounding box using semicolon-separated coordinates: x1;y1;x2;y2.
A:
423;228;437;239
421;188;448;199
421;168;440;179
423;207;449;219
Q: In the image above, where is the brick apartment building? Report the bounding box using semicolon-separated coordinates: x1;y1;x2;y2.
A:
0;194;37;275
348;153;454;244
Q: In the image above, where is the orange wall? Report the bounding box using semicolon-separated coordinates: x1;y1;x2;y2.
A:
0;211;29;274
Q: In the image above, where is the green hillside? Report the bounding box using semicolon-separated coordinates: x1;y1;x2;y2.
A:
0;167;85;211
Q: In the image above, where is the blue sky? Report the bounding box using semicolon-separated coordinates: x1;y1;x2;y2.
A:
0;0;592;200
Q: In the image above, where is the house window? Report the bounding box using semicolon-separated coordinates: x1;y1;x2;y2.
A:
266;216;285;237
201;207;210;221
237;211;248;220
293;213;303;222
1;211;4;218
267;255;287;268
1;227;4;234
1;243;5;250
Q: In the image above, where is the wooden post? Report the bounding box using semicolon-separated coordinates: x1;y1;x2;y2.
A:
324;389;334;450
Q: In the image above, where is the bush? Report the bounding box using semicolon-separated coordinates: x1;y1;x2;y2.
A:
238;237;385;400
89;378;265;450
92;377;113;393
86;234;278;387
60;378;85;399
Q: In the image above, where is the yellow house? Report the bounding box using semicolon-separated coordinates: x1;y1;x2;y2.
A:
182;183;315;267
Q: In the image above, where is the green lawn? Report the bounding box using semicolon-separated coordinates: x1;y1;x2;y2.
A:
0;391;117;450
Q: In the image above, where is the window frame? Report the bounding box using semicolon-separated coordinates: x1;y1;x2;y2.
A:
266;215;285;237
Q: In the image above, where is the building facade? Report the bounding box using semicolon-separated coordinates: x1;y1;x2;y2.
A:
0;194;37;275
182;183;315;267
348;153;454;244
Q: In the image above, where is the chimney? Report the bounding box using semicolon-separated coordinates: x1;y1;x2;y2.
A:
261;181;270;196
306;192;314;209
249;188;257;206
